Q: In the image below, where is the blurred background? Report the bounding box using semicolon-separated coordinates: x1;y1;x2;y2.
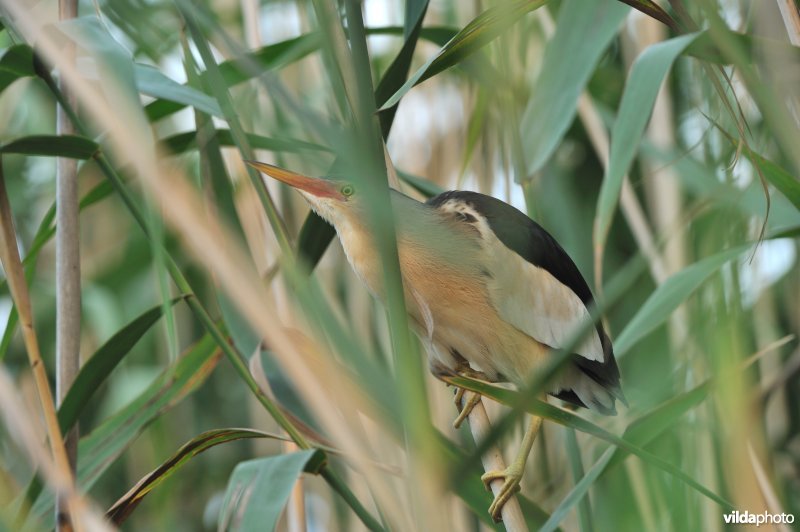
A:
0;0;799;530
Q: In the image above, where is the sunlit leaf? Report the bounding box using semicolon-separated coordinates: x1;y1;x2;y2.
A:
145;33;321;121
134;63;222;117
218;450;326;532
615;245;747;356
593;33;700;252
55;16;153;144
521;0;629;176
55;18;138;113
643;143;800;229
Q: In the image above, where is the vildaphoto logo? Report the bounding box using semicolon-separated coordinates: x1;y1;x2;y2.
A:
723;510;795;526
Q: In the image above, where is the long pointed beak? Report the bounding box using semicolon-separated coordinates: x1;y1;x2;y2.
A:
246;161;342;200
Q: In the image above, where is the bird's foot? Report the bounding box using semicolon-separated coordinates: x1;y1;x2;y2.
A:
480;462;524;522
451;366;489;429
453;388;481;429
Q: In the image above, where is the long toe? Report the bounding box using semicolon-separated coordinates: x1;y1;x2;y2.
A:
480;467;523;522
453;387;465;406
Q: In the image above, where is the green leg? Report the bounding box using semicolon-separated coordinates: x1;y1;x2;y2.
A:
480;415;543;521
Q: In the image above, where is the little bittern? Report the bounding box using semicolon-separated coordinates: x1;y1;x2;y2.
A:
248;161;624;521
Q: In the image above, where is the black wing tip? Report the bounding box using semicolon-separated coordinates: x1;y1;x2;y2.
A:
611;383;629;408
551;385;626;416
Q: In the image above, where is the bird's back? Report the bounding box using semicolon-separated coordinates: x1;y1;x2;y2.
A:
424;190;624;414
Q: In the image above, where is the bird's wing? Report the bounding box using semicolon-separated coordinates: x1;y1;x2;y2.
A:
485;245;604;362
410;287;435;344
429;190;606;363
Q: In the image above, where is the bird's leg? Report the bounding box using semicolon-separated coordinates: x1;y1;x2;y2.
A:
453;388;482;429
452;366;489;429
480;414;543;522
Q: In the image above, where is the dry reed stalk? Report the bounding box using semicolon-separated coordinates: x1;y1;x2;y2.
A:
0;369;115;532
239;2;307;529
748;444;791;532
0;166;78;531
461;398;529;531
776;0;800;46
55;0;81;529
5;4;403;528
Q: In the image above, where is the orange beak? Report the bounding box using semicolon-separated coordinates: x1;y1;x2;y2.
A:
246;161;342;200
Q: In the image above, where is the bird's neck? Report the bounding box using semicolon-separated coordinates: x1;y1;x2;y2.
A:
331;192;415;297
333;191;479;298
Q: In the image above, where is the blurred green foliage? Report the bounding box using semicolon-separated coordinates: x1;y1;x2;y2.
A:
0;0;798;531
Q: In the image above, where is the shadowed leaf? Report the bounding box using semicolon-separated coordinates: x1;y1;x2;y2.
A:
28;334;222;524
297;4;431;268
398;170;444;198
685;29;800;65
0;180;114;361
57;298;187;434
161;129;328;155
374;0;429;134
750;153;800;212
0;135;98;159
615;0;680;31
0;44;35;94
540;385;708;531
107;428;294;525
379;0;548;110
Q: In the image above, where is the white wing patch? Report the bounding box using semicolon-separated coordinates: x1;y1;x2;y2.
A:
480;221;604;363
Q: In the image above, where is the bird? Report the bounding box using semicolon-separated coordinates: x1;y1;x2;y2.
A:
247;161;625;521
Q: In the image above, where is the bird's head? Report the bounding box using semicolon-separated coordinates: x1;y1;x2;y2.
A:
246;161;361;227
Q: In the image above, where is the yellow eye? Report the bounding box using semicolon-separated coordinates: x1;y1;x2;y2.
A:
341;184;355;197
